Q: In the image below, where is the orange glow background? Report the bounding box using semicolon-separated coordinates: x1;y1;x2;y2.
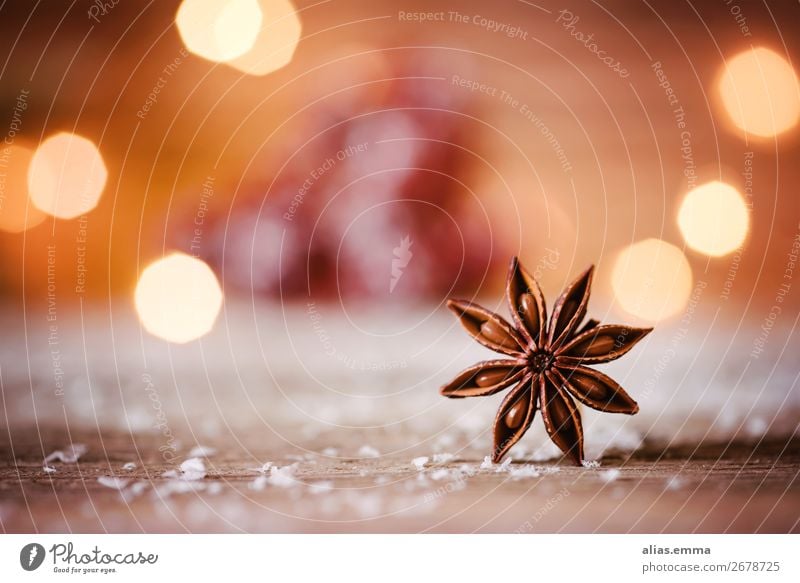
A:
0;0;798;327
1;0;799;536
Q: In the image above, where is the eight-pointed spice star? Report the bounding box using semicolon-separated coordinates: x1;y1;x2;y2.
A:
440;257;653;465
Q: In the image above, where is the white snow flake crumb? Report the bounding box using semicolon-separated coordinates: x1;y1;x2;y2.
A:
97;476;131;490
249;465;315;492
601;469;621;482
429;468;451;481
250;475;269;491
152;480;197;498
188;445;217;457
309;481;333;494
509;465;541;479
122;462;137;471
411;456;429;469
43;443;87;467
582;460;601;469
432;453;454;464
268;464;299;488
163;457;206;481
321;447;339;457
130;481;149;495
179;457;207;480
665;476;685;490
481;457;513;472
358;445;380;458
43;466;57;473
120;480;149;502
746;417;768;437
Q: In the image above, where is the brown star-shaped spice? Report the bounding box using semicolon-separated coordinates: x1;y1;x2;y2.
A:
441;257;652;465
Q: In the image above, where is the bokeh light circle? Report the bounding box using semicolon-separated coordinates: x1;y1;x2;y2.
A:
0;145;47;232
227;0;302;76
718;47;800;138
611;238;693;322
176;0;264;63
134;253;223;343
677;181;749;257
27;132;107;220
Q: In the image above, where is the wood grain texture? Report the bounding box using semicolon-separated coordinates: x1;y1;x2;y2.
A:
1;431;797;533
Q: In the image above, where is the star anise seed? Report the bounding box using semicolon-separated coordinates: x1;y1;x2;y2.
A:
441;257;653;465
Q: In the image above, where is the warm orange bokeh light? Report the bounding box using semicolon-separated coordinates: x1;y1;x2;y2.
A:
27;133;107;220
718;47;800;138
678;181;749;257
0;145;47;233
228;0;302;76
134;253;223;343
611;239;693;322
176;0;264;64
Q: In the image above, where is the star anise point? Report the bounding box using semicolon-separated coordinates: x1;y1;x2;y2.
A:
441;258;652;466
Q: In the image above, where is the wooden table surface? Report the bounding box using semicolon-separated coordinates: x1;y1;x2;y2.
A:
2;430;798;533
1;305;798;533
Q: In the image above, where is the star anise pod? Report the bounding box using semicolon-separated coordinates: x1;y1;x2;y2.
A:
441;257;652;465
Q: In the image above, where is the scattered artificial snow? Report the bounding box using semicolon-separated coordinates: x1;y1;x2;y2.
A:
268;464;298;487
249;465;326;492
309;481;333;494
582;460;601;469
122;462;137;471
358;445;380;458
188;445;217;457
429;468;451;481
120;480;150;502
665;476;685;490
411;456;429;469
179;457;207;480
321;447;339;457
97;476;131;490
746;417;768;437
163;457;207;481
601;469;621;482
432;453;455;464
152;480;197;497
250;475;269;491
127;481;149;497
479;456;512;473
509;465;541;479
43;443;87;471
